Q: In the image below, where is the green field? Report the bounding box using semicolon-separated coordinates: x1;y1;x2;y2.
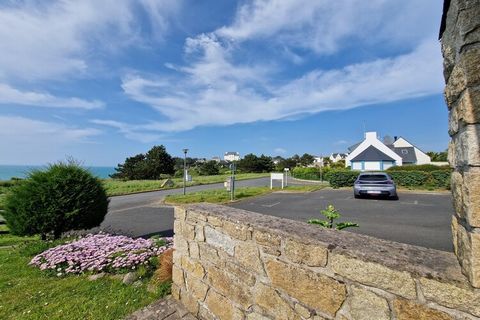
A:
0;232;168;320
164;184;326;204
103;173;269;196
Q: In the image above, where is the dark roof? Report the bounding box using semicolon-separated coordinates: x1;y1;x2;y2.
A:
439;0;451;39
348;142;361;153
351;145;396;162
224;152;239;155
391;147;417;163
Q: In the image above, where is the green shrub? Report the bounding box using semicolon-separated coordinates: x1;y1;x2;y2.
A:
3;162;109;239
387;171;429;187
324;170;359;188
386;164;450;172
431;170;452;189
292;167;330;180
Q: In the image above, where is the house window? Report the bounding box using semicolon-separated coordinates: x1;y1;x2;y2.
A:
401;149;408;154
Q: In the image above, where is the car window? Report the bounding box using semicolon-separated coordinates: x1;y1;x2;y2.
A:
358;174;388;181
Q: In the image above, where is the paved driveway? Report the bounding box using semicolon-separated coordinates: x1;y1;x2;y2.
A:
230;189;454;252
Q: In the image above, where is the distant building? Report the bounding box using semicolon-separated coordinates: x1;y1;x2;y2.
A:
195;158;207;164
224;152;240;162
313;156;324;167
329;153;348;163
211;156;221;163
272;156;283;165
345;132;431;171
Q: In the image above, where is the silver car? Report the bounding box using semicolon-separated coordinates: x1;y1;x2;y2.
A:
353;172;398;200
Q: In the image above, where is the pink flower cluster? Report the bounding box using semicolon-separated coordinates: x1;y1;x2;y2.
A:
30;233;173;274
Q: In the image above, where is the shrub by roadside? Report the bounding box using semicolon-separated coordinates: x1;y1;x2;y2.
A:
3;162;109;239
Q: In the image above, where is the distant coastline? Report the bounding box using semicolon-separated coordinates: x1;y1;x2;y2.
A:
0;165;116;180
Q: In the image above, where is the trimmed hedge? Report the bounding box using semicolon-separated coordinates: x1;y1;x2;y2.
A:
292;167;330;181
386;164;450;172
324;170;360;188
322;169;451;189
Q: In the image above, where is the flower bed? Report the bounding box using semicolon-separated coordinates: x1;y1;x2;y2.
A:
30;233;173;275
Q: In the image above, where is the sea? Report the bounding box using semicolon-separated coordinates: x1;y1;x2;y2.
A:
0;165;116;181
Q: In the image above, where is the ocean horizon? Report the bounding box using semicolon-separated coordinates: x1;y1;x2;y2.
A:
0;165;116;180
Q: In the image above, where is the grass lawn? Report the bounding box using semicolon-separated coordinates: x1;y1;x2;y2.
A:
0;233;169;320
103;173;269;196
164;184;326;205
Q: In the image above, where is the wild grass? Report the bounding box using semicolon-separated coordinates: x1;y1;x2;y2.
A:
103;173;269;196
164;184;325;204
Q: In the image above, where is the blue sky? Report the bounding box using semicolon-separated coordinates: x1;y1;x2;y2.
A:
0;0;447;166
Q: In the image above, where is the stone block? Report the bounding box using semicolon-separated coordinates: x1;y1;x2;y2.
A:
265;259;346;316
342;286;390;320
451;171;465;219
254;230;281;247
181;256;205;280
451;125;480;167
461;47;480;87
187;210;207;222
458;87;480;125
172;265;184;287
174;237;189;255
183;223;196;241
198;242;224;266
294;303;311;319
284;239;328;267
329;254;416;299
188;241;200;259
420;277;480;316
253;282;300;320
393;299;453;320
185;275;209;301
198;305;215;320
195;225;205;242
171;283;181;300
180;290;199;316
225;261;257;286
174;206;186;221
445;63;466;106
235;241;265;275
462;167;480;227
207;266;252;309
246;312;271;320
204;226;235;255
205;290;244;320
207;215;223;227
223;220;250;240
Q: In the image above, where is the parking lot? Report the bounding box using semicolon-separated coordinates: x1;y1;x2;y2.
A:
230;189;453;252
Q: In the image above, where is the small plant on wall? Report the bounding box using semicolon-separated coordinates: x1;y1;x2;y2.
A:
308;205;359;230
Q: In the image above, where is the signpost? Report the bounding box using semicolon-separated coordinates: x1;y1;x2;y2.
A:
226;162;236;201
270;172;286;189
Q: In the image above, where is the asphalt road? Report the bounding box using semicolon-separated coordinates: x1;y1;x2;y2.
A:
95;177;454;252
93;177;272;237
230;189;454;252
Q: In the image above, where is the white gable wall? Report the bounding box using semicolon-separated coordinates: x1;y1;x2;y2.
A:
393;137;431;165
346;132;403;167
392;137;413;148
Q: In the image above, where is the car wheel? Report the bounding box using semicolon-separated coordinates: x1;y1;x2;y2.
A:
390;195;399;200
354;194;361;199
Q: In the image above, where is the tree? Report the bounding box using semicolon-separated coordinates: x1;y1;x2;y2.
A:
111;145;175;180
110;154;148;180
300;153;315;167
198;160;220;176
237;154;274;173
145;145;175;179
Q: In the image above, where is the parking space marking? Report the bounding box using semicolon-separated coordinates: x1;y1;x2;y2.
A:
262;202;281;208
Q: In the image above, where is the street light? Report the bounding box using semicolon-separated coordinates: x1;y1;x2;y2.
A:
183;148;189;195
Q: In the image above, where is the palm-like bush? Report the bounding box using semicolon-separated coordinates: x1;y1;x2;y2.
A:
308;205;358;230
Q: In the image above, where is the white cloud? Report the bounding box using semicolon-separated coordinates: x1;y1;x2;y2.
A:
0;83;103;109
90;119;162;143
274;148;287;154
119;38;443;133
216;0;441;54
0;115;100;163
0;0;181;81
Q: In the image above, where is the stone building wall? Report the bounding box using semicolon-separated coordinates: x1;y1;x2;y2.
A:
441;0;480;287
172;204;480;319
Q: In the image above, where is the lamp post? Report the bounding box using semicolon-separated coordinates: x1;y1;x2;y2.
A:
183;148;189;195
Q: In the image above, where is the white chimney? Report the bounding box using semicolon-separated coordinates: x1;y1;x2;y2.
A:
365;132;377;140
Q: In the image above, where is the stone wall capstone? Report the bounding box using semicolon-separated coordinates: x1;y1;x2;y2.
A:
441;0;480;287
172;204;480;319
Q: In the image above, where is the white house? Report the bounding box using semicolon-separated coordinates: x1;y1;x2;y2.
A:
329;153;348;163
346;132;431;171
224;152;240;162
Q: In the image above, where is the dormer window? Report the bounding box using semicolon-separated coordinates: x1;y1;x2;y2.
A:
401;149;408;154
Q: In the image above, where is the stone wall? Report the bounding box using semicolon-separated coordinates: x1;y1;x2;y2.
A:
441;0;480;287
172;204;480;319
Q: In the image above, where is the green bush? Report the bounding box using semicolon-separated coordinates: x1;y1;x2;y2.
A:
324;170;359;188
387;171;429;187
431;170;452;189
292;167;330;180
3;162;109;239
386;164;450;172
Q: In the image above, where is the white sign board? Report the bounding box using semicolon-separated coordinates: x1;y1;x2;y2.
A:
270;172;286;189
